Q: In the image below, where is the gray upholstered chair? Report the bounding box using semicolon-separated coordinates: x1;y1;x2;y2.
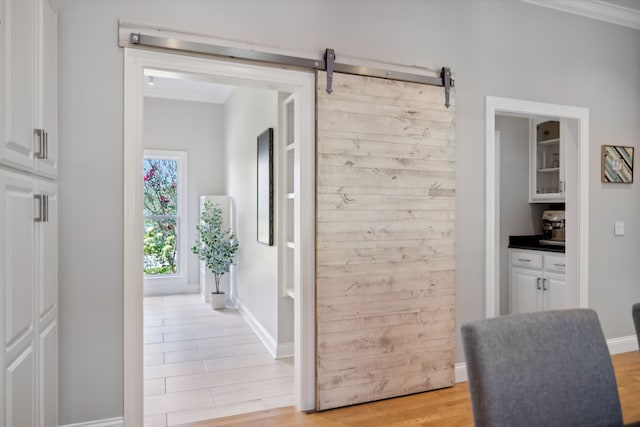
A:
461;309;624;427
633;303;640;349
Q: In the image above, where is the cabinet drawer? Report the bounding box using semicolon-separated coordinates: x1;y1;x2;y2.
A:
545;255;566;274
511;251;543;269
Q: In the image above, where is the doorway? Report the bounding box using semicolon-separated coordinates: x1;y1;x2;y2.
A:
123;48;316;426
485;96;589;318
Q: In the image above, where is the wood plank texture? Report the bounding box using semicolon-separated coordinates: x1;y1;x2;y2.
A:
315;71;456;410
176;352;640;427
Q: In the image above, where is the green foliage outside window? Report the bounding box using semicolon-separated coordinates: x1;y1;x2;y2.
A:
143;159;178;275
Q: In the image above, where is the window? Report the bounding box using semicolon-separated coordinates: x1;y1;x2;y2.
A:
143;150;187;279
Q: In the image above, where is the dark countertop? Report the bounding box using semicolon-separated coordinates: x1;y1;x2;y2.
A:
508;235;565;253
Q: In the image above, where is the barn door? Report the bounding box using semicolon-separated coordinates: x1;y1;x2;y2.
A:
315;71;456;410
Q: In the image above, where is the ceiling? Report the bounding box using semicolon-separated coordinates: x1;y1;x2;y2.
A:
143;70;235;105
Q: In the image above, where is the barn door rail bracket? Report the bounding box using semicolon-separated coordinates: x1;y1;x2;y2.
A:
127;33;454;107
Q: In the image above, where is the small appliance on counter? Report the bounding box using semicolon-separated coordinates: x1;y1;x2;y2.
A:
540;210;565;246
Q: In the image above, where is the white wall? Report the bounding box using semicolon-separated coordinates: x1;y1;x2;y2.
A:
496;116;547;315
56;0;640;424
143;97;226;288
224;87;286;346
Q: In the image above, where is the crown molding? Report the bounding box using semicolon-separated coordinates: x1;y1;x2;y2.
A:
521;0;640;30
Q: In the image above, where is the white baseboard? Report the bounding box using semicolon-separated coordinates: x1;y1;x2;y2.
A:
276;341;294;359
607;334;638;354
454;335;639;384
236;299;277;358
454;362;468;383
59;417;124;427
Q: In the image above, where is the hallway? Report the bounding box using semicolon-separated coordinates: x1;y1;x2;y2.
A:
143;294;294;426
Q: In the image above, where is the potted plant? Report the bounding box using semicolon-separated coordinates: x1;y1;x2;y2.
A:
191;201;239;309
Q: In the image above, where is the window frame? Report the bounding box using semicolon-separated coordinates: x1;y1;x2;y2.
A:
143;149;188;285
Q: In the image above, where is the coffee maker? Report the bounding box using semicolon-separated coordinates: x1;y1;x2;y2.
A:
541;210;565;245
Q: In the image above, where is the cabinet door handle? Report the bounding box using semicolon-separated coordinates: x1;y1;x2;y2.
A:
542;278;548;291
34;129;45;159
34;194;43;222
43;195;49;223
554;263;565;267
536;277;541;290
518;258;531;262
43;131;49;160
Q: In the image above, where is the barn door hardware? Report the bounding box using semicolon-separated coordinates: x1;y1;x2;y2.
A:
127;33;454;107
325;48;335;94
441;67;452;108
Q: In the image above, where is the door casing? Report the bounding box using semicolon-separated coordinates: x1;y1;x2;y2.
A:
485;96;589;318
123;48;316;426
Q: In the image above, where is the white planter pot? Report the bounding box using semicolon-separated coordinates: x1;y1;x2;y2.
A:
210;292;226;310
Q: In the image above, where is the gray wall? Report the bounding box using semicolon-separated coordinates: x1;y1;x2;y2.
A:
224;87;280;341
56;0;640;423
143;97;226;287
496;116;546;315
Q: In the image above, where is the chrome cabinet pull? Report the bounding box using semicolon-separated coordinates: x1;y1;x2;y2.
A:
43;195;49;222
34;129;49;160
536;278;541;290
34;194;43;222
33;194;49;222
34;129;45;159
554;263;565;267
542;278;548;291
518;258;531;262
43;131;48;159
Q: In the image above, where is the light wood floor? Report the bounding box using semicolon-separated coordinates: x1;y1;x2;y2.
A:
144;294;294;426
177;351;640;427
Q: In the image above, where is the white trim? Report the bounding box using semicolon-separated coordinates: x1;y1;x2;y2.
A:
277;341;295;359
236;301;295;359
236;299;278;358
485;96;589;319
454;363;468;383
123;47;316;426
59;417;124;427
521;0;640;30
607;335;639;354
455;335;640;384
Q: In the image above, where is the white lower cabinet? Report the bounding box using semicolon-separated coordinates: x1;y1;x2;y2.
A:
0;168;57;426
510;249;566;314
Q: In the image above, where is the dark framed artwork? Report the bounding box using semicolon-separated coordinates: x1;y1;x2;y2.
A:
257;128;274;245
601;145;634;183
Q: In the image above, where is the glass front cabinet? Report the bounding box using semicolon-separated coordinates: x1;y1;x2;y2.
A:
529;119;565;203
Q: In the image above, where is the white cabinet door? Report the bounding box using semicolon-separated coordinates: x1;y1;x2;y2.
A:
544;272;566;311
0;169;37;427
35;0;57;178
1;0;38;172
511;267;541;314
35;179;56;427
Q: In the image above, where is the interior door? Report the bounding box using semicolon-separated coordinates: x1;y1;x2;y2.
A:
315;71;456;410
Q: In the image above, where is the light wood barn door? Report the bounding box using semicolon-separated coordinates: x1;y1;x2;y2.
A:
316;71;456;410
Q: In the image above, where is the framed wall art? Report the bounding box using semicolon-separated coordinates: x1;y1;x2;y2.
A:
257;128;274;245
601;145;634;183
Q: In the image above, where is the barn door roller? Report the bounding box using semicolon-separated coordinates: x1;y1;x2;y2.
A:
128;33;454;107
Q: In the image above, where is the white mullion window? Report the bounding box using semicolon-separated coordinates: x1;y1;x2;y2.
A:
143;150;187;284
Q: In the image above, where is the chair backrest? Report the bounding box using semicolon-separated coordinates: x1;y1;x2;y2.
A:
461;309;622;427
633;303;640;349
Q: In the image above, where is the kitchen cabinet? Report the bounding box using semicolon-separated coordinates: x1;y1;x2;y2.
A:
529;119;564;203
0;169;58;427
0;0;58;424
0;0;58;178
510;249;566;314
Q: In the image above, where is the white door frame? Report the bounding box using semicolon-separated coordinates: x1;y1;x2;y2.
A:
485;96;589;318
123;48;316;426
